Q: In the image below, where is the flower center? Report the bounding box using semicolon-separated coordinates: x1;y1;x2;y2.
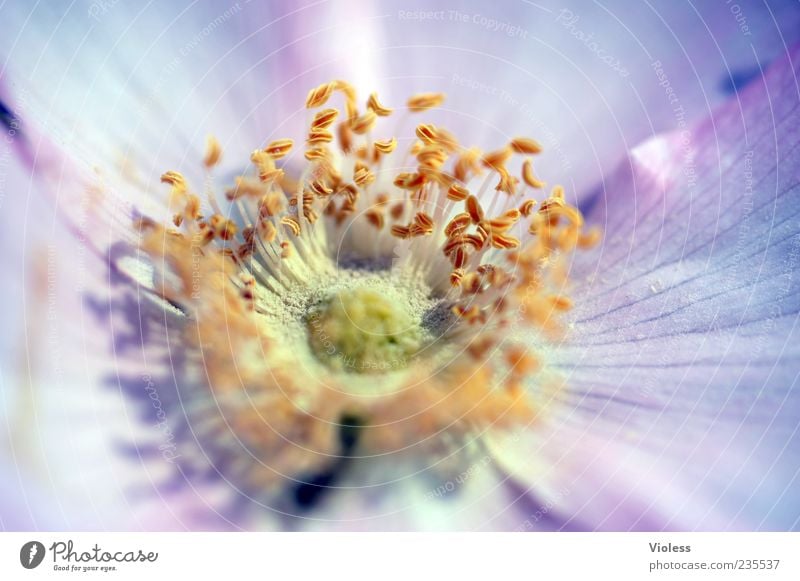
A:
307;286;422;373
132;79;603;503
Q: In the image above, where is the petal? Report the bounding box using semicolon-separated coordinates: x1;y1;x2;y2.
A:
2;1;798;205
493;43;800;530
0;1;385;214
329;0;800;197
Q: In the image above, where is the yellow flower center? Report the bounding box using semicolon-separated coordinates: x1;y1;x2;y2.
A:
307;287;422;373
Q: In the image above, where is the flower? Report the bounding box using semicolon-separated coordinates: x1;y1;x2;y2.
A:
129;80;600;521
1;1;799;531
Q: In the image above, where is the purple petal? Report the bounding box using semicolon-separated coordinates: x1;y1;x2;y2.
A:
2;1;798;200
499;43;800;530
333;0;800;197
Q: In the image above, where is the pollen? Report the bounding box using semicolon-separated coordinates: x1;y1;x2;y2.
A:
132;80;601;498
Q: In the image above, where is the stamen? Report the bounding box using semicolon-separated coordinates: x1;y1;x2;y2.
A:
374;137;397;153
447;183;470;202
510;137;543;155
305;82;335;108
280;216;301;237
265;138;294;159
466;195;484;223
522;159;546;189
407;92;445;112
415;123;438;144
312;108;339;130
203;135;222;168
349;110;376;134
367;93;392;117
160;170;187;193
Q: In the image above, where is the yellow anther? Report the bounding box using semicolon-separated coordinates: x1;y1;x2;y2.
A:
203;135;222;168
447;183;469;202
407;92;445;112
367;93;392;116
510;137;543;155
522;159;546;189
280;216;301;236
415;124;437;144
374;137;397;153
312;108;339;130
350;110;377;135
306;82;335;108
265;139;294;159
160;170;187;193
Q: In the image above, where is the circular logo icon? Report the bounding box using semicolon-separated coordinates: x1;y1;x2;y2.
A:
20;541;46;569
